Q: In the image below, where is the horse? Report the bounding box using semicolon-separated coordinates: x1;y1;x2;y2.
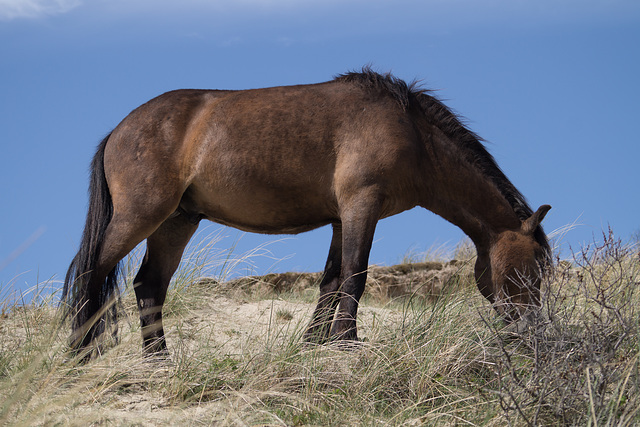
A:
62;68;551;357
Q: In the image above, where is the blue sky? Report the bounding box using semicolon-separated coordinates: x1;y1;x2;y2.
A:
1;0;639;298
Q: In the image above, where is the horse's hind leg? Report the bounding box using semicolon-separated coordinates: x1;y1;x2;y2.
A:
304;223;342;343
132;213;199;356
71;210;166;354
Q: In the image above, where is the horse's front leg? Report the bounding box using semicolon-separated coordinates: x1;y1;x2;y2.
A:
330;195;380;341
304;223;343;343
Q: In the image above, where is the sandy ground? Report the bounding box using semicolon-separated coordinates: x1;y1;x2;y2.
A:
38;295;404;425
4;262;466;425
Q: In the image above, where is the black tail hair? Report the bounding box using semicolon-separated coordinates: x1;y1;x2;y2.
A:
61;132;121;350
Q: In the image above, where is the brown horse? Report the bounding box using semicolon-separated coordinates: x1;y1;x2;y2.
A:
63;68;551;356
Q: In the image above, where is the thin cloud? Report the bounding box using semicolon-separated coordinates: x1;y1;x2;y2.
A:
0;0;81;20
2;0;637;25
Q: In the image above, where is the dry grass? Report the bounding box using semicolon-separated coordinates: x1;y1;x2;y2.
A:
0;230;639;425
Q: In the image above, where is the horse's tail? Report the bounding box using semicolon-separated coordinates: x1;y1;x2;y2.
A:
61;132;121;351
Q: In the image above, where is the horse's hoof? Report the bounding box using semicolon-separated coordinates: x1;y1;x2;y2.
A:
303;331;330;345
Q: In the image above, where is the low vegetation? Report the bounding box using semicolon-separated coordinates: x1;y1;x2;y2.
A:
1;231;639;425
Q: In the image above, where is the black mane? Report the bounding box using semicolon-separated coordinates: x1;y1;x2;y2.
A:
335;68;550;255
335;68;417;110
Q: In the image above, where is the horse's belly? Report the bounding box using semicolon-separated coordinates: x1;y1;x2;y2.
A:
183;182;338;235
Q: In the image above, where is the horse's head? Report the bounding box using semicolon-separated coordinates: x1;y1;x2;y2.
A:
475;205;551;322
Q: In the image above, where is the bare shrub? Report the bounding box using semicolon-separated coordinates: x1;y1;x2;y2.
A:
485;229;640;425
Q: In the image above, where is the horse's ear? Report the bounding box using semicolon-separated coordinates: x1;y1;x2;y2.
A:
522;204;551;235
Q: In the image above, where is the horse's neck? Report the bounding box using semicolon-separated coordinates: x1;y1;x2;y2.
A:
418;153;521;247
